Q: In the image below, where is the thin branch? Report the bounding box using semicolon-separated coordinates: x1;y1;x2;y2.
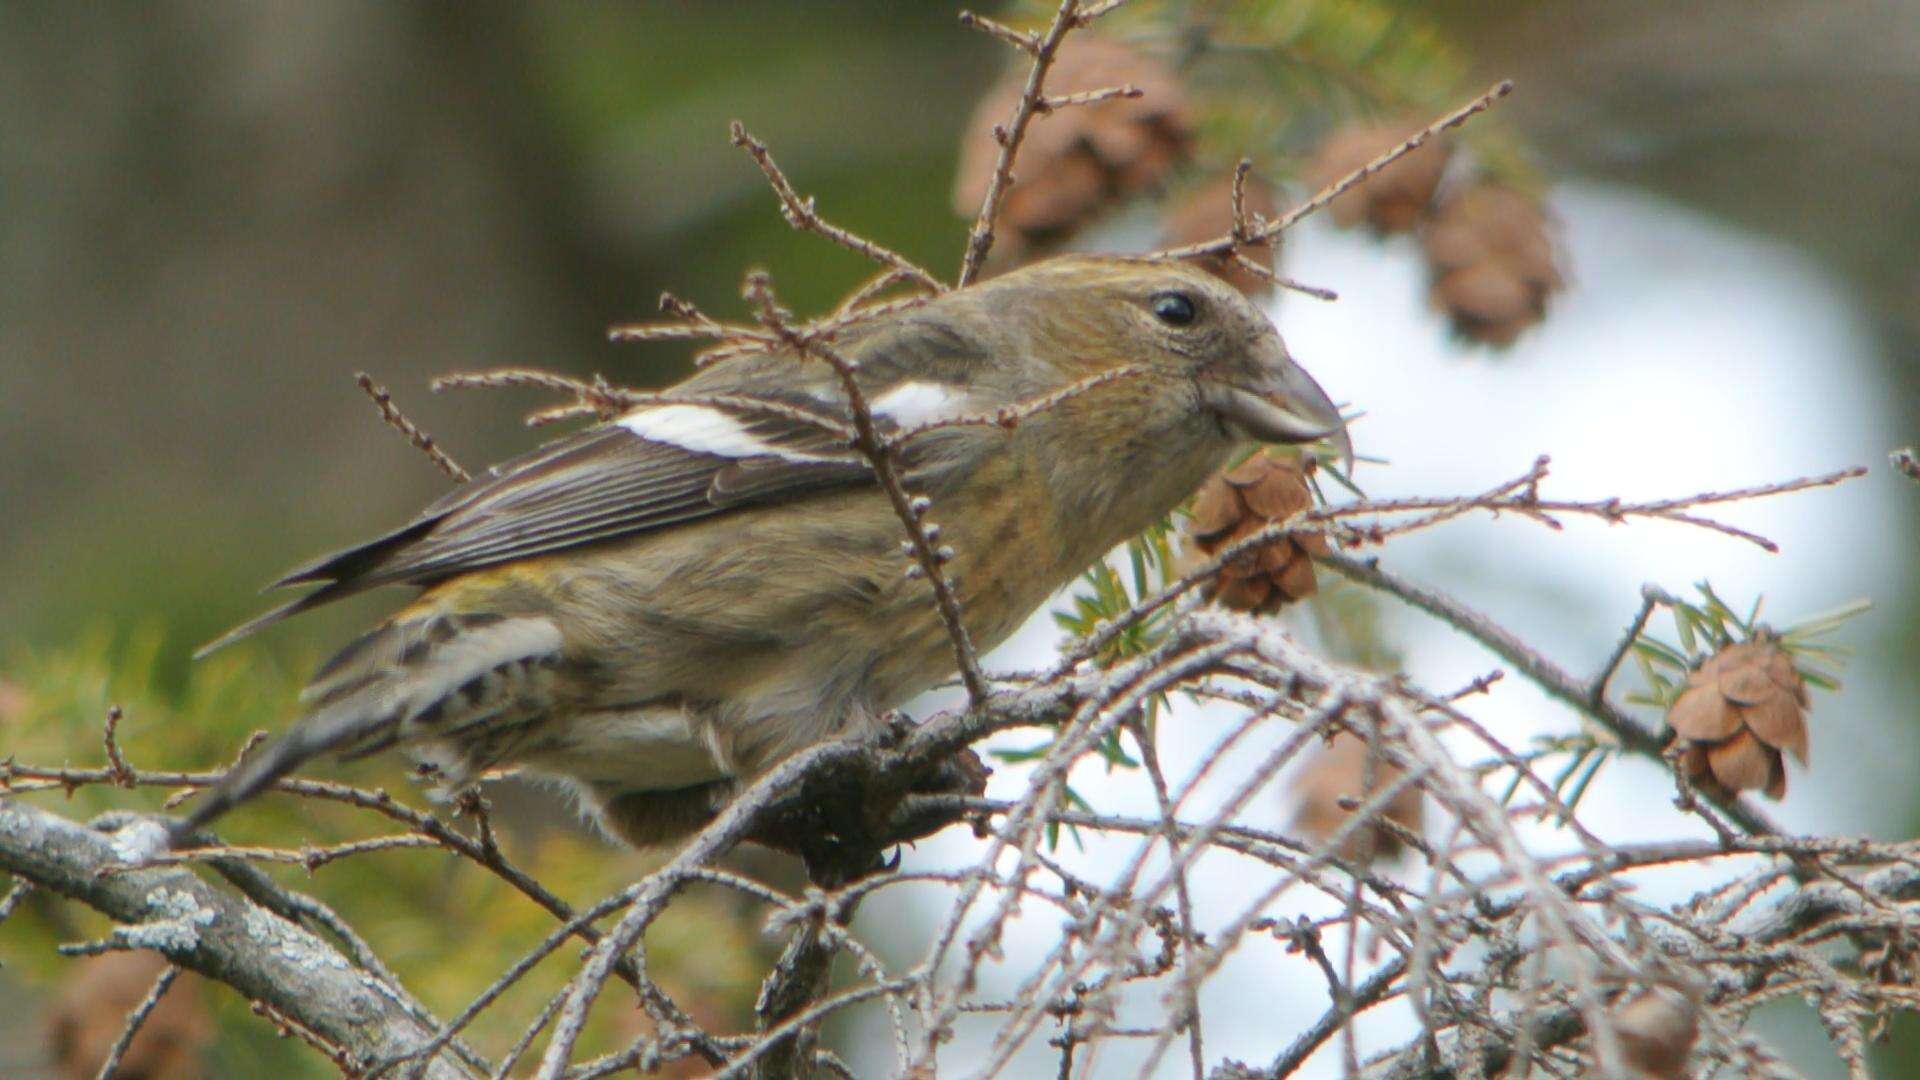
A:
744;270;990;704
1129;717;1207;1079
1591;584;1675;706
252;999;366;1076
0;877;32;928
356;372;471;483
958;9;1038;52
1228;159;1339;300
0;800;478;1078
94;964;180;1080
117;833;438;874
1037;84;1142;111
101;705;133;788
958;0;1122;286
884;364;1154;443
1317;550;1778;837
1227;249;1339;301
1153;81;1514;263
832;268;927;319
730;122;946;293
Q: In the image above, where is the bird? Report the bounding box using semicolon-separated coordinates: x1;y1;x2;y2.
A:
179;254;1348;847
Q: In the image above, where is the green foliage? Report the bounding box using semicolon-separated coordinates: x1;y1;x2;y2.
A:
0;636;771;1072
1491;734;1616;818
1628;584;1869;709
1054;517;1179;666
1084;0;1537;185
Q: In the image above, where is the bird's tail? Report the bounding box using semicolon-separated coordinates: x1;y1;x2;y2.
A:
176;611;565;839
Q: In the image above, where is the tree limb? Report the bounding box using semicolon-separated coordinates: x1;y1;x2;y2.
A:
0;797;478;1079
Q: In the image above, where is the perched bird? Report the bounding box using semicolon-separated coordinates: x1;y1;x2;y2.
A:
183;255;1347;846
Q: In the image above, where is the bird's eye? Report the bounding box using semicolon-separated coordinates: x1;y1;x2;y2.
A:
1151;291;1197;327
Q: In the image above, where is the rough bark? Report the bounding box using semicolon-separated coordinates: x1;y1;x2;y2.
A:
0;797;476;1079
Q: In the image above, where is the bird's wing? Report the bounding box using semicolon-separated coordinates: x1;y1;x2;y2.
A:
199;341;996;656
199;398;868;653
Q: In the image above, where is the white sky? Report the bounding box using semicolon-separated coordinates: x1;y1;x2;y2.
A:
845;184;1912;1079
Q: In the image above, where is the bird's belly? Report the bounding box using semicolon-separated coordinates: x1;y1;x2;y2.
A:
518;704;727;792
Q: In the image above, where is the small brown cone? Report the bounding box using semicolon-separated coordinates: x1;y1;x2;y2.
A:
1666;637;1809;800
45;952;211;1080
1159;171;1282;298
954;36;1191;252
1291;732;1422;862
1306;122;1451;235
1612;985;1699;1079
0;676;28;723
1421;183;1563;346
1185;450;1326;614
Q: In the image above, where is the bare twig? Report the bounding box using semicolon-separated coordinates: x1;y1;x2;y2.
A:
252;999;367;1076
730;122;947;293
958;9;1038;53
743;270;990;705
0;800;476;1078
1591;584;1675;706
356;372;471;483
102;705;134;788
113;833;438;874
958;0;1127;286
1037;84;1142;111
1153;81;1514;264
1317;550;1778;838
0;877;32;928
94;963;180;1080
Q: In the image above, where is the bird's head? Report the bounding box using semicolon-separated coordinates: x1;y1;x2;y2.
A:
970;255;1350;471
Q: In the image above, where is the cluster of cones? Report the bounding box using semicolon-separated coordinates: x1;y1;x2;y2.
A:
952;37;1281;298
1307;122;1562;346
951;28;1843;897
954;36;1562;340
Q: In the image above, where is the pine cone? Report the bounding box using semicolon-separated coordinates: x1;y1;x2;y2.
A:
45;953;210;1080
1186;450;1325;613
1306;122;1451;235
1159;171;1281;298
1667;638;1809;800
1612;985;1699;1080
954;36;1191;255
1290;731;1423;862
1421;183;1563;346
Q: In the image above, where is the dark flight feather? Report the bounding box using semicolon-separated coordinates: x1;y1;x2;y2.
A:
194;380;978;656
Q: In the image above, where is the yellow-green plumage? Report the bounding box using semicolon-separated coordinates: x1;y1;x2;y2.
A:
183;255;1345;846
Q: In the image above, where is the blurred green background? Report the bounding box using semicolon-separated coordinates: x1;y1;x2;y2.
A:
3;1;1918;1075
